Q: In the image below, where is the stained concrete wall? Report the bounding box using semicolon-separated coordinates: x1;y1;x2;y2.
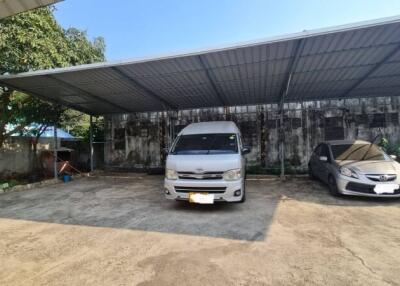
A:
104;96;400;172
0;137;33;177
0;137;66;177
0;137;96;177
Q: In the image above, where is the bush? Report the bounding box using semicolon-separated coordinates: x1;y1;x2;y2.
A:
378;137;400;161
247;163;307;175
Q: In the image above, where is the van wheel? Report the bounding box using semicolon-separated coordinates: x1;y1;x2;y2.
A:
328;175;340;196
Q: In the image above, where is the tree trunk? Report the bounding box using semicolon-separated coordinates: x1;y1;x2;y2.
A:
0;89;12;148
32;125;47;173
0;135;5;149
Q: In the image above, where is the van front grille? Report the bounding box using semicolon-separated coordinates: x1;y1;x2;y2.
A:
178;171;223;180
174;186;226;194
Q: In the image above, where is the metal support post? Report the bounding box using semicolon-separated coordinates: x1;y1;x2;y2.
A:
90;115;94;172
53;123;58;179
279;111;285;180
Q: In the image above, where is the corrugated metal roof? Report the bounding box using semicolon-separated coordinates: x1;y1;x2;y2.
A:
1;15;400;115
0;0;62;19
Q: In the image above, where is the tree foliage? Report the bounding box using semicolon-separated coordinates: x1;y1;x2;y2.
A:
59;110;104;143
0;7;105;147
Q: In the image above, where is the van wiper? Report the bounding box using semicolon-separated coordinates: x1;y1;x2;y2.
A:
206;136;218;155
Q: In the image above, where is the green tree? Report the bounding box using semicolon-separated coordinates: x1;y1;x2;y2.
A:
59;110;104;143
0;7;105;148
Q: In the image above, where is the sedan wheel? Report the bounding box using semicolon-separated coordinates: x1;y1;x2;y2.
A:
328;175;340;196
308;165;316;180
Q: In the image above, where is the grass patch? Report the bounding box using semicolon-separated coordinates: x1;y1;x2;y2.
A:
0;179;28;189
247;164;307;175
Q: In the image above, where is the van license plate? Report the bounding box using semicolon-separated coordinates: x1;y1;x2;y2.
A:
189;193;214;204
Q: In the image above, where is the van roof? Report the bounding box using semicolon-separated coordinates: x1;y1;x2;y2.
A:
179;121;240;135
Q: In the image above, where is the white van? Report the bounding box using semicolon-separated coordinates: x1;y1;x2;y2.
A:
164;121;250;204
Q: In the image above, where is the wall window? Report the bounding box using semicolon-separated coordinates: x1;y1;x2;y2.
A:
114;128;125;150
324;117;344;140
370;113;386;128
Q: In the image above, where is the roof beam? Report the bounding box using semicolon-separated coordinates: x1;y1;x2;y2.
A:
45;75;132;113
197;55;226;106
278;39;304;110
0;80;95;115
338;44;400;99
110;67;177;110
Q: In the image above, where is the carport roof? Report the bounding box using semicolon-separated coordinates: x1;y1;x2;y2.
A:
1;15;400;115
0;0;62;19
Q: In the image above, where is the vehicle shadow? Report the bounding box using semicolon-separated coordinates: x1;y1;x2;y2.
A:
0;175;279;242
280;177;400;207
0;174;397;243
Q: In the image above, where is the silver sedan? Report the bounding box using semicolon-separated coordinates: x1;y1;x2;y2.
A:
308;140;400;197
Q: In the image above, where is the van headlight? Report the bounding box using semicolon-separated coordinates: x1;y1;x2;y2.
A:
340;167;359;179
165;169;178;180
223;169;241;181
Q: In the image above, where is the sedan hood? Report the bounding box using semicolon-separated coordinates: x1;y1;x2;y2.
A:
166;154;241;172
337;160;400;174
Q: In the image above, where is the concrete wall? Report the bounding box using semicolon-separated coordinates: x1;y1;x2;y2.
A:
0;137;33;177
104;96;400;172
0;137;95;177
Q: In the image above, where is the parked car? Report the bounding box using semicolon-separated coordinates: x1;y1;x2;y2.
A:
164;121;250;204
309;140;400;197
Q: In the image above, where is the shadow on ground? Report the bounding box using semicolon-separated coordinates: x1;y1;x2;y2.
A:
0;175;278;241
0;174;398;242
280;177;400;206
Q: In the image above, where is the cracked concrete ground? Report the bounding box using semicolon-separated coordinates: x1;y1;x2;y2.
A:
0;174;399;286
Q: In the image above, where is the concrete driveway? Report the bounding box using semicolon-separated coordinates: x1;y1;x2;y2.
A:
0;174;399;285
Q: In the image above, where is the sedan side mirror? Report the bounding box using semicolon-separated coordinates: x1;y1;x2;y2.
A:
242;147;251;155
319;156;328;162
390;154;397;160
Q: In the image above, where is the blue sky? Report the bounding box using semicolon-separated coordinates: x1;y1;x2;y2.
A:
54;0;400;61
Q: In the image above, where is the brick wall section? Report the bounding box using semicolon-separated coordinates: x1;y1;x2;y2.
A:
104;97;400;171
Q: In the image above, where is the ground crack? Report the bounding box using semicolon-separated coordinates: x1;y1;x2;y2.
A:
336;236;398;286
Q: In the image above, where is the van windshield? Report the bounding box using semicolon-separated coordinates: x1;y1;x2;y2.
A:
171;133;238;155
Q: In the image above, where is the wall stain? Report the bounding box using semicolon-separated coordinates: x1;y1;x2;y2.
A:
105;98;400;171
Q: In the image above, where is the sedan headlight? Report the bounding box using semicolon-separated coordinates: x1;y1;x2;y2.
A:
340;167;359;179
165;169;178;180
223;169;242;181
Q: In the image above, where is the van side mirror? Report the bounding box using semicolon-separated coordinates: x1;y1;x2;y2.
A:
390;155;397;160
242;147;251;155
319;156;328;162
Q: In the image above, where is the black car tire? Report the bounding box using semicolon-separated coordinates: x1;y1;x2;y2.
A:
308;164;316;180
328;175;341;196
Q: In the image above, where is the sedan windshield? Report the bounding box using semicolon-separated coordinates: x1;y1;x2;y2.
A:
171;133;238;155
331;144;388;161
